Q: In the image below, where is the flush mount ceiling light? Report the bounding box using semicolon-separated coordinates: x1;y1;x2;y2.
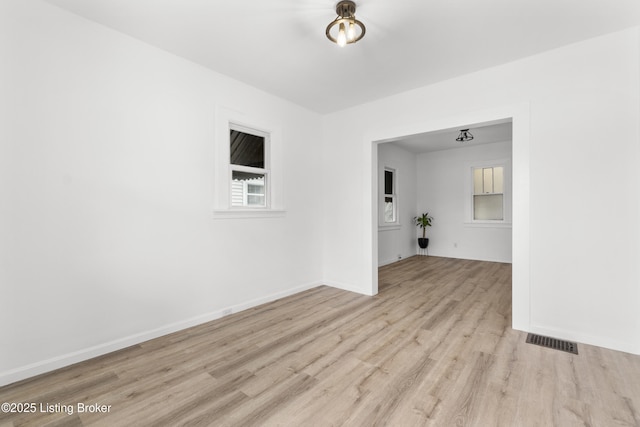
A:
326;1;366;47
456;129;474;142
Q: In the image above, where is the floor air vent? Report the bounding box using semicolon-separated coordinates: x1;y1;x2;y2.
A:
526;333;578;355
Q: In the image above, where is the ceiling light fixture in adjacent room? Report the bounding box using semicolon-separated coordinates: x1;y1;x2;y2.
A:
456;129;474;142
326;1;366;47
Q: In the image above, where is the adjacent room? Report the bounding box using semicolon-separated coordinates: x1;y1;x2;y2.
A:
2;0;640;425
377;121;513;267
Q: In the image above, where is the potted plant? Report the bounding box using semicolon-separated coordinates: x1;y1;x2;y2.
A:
414;212;433;249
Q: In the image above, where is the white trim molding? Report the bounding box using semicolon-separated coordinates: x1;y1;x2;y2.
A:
213;106;285;218
365;103;531;332
0;281;322;387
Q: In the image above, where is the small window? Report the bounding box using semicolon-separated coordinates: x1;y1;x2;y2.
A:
214;107;284;218
473;166;504;220
384;168;397;223
230;126;269;208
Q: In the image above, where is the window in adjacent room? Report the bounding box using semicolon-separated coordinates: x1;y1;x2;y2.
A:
230;126;269;208
384;168;397;223
473;166;504;221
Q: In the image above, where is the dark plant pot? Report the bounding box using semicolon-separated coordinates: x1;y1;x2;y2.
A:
418;238;429;249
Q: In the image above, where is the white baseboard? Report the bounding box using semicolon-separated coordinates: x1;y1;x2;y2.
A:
378;259;394;267
378;257;401;267
0;281;323;387
227;281;321;314
323;280;373;296
425;251;512;264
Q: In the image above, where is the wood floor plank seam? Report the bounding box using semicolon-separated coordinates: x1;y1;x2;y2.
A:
1;256;639;426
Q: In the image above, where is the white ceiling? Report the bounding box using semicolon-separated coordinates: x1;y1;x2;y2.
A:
44;0;640;114
387;121;512;154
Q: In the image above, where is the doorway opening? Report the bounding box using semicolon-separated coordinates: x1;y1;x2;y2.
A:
376;121;512;267
365;105;530;331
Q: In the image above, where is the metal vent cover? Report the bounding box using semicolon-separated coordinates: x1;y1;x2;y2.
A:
526;333;578;355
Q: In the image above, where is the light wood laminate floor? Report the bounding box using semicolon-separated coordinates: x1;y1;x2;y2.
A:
2;256;640;426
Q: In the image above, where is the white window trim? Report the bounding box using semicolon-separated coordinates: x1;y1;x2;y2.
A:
229;123;270;209
379;166;400;228
213;107;285;219
379;224;402;231
464;158;512;227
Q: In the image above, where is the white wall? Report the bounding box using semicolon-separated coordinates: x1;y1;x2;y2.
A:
2;2;639;388
0;0;324;385
377;143;417;266
416;141;512;263
322;28;640;354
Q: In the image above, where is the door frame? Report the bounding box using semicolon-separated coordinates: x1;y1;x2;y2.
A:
364;103;531;332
